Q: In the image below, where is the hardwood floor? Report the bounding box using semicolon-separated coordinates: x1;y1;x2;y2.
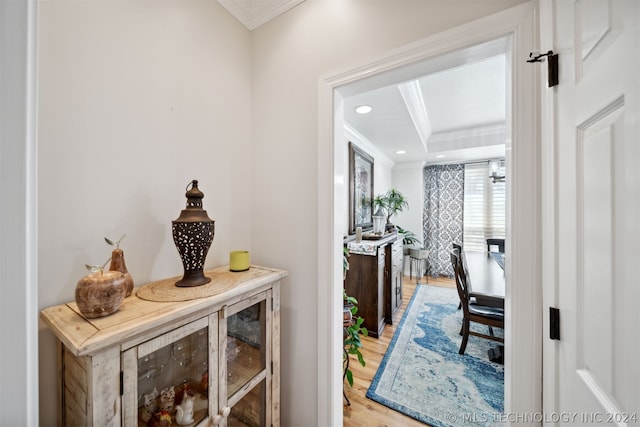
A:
343;275;455;427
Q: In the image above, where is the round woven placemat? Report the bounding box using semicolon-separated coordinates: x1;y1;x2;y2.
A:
136;267;266;302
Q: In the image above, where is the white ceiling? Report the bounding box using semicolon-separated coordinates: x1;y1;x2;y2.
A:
342;40;509;165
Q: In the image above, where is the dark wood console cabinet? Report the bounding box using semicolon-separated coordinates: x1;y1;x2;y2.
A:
385;237;404;324
344;234;403;338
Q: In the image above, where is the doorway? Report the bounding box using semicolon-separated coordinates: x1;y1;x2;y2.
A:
339;41;508;422
317;3;541;425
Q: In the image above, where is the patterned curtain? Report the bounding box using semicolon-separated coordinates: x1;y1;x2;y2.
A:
423;164;465;277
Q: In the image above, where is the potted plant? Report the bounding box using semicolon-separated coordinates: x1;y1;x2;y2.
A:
396;225;421;247
396;225;422;256
373;188;409;227
343;290;367;389
342;246;367;397
396;225;422;255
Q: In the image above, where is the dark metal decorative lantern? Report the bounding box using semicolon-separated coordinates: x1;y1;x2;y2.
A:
172;180;215;287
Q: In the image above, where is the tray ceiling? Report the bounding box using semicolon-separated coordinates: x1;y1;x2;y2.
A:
342;38;509;165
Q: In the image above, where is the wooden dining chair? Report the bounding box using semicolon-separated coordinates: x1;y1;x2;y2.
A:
450;249;504;355
451;243;463;309
486;238;505;253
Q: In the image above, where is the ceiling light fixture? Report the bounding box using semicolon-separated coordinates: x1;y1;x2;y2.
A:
396;150;406;155
489;160;505;183
435;154;445;159
355;105;372;114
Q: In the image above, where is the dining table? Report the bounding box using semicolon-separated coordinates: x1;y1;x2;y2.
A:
462;250;505;308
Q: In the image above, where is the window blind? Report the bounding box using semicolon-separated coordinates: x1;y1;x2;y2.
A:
463;162;505;251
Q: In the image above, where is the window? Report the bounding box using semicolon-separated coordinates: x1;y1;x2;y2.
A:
463;162;505;251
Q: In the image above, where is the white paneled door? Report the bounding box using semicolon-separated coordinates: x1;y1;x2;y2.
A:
548;0;639;423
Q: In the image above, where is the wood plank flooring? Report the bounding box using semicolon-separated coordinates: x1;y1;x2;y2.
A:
343;275;455;427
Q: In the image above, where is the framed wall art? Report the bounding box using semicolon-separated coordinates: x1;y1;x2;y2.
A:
349;142;374;234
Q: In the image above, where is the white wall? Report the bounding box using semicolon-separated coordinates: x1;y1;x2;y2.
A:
251;0;528;424
37;1;252;423
393;162;425;242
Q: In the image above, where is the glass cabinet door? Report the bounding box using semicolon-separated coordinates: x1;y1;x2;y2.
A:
228;381;265;427
219;291;271;427
123;315;217;427
122;290;273;427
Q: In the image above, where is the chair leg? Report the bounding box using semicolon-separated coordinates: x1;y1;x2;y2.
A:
423;259;428;284
459;319;470;355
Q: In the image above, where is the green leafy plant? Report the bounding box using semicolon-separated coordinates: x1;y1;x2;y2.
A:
343;290;368;387
396;225;422;247
373;188;409;224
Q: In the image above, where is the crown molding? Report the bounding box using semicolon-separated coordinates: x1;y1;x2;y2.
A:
398;80;431;153
344;122;395;169
427;122;506;153
393;161;427;171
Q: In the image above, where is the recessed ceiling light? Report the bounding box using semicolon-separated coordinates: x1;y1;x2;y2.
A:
355;105;373;114
435;154;445;158
396;150;406;155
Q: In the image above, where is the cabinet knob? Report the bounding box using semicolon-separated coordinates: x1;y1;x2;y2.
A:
222;406;231;417
211;414;223;425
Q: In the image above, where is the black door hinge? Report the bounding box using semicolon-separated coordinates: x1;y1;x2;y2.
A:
120;371;124;396
527;50;559;87
549;307;560;340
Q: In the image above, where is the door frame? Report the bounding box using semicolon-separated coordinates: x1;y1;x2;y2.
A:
317;2;541;425
539;0;559;417
0;0;39;423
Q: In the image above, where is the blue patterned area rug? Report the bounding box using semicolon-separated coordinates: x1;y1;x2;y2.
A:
366;285;504;427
